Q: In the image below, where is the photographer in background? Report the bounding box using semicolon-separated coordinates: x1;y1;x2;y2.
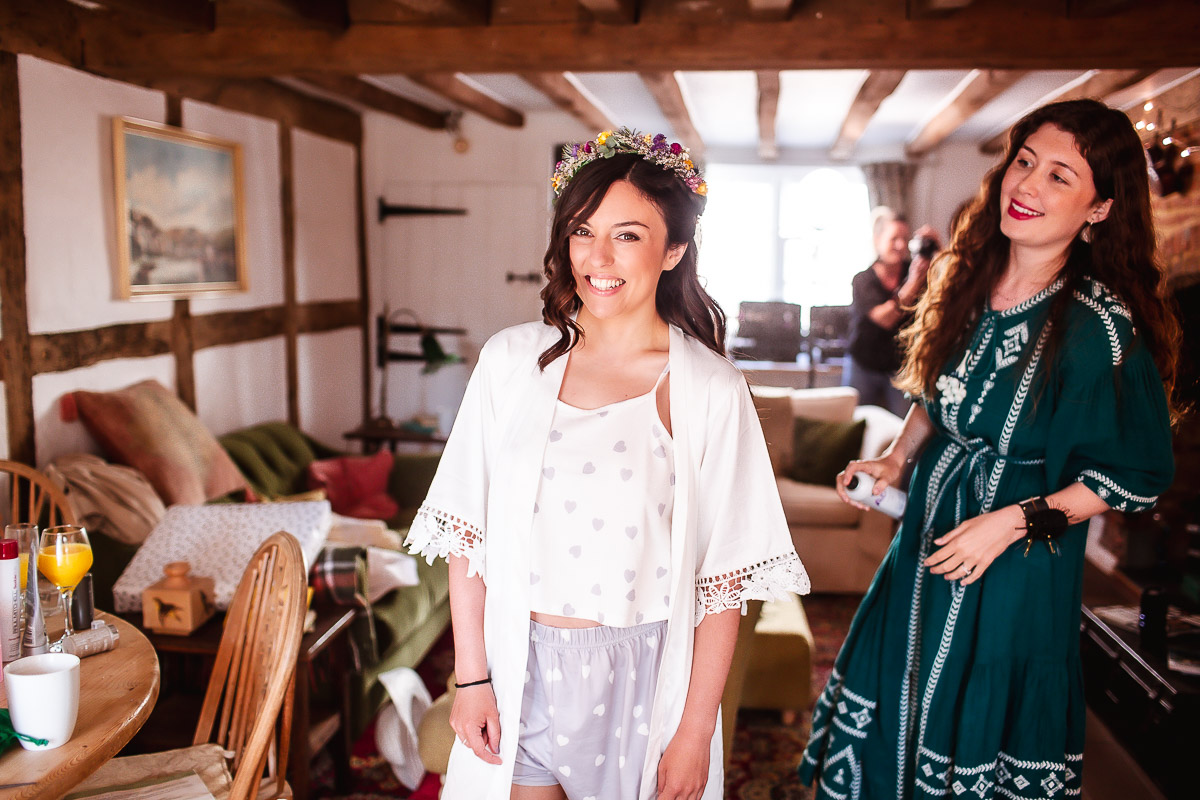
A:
843;206;941;415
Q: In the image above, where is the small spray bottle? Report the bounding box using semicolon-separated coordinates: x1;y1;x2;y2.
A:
845;473;908;520
22;543;47;656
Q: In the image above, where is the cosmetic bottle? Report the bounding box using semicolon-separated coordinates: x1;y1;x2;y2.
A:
22;546;47;657
845;473;907;520
0;539;20;664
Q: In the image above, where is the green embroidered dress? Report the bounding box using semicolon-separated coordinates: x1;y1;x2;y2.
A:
798;278;1173;800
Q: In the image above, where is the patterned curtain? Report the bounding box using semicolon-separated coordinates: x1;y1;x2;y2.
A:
862;161;916;217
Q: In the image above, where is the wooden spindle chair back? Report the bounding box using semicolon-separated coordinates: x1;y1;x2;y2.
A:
193;531;307;800
0;459;77;529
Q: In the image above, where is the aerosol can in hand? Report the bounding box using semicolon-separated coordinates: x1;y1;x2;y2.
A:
845;473;907;520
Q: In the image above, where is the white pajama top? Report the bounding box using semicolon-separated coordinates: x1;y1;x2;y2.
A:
529;374;675;627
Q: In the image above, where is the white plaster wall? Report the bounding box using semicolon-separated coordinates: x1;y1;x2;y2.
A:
294;130;359;303
193;338;289;436
184;100;285;314
362;110;586;423
296;328;363;449
33;356;176;467
18;55;173;333
910;142;1003;241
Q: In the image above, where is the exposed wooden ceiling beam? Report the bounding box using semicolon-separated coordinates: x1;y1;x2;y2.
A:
908;0;975;14
640;72;704;156
577;0;637;24
221;1;350;30
906;69;1028;158
756;70;780;160
379;0;489;23
409;73;524;127
294;73;449;129
73;2;1200;77
1067;0;1137;17
979;69;1157;154
521;72;614;133
830;69;906;160
747;0;793;21
132;76;363;143
85;0;215;31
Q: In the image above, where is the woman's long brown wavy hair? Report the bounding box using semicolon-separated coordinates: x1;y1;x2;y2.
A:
537;152;727;370
896;99;1180;409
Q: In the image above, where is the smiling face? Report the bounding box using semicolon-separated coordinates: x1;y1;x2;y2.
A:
999;123;1113;254
568;179;686;327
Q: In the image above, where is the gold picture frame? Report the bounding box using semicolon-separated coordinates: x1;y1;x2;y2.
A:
113;117;248;299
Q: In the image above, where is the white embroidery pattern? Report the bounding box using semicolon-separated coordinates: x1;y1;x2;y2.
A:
994;321;1030;370
694;550;809;623
1072;289;1123;366
405;503;486;578
914;747;1083;799
998;278;1065;317
1077;470;1157;511
937;374;967;407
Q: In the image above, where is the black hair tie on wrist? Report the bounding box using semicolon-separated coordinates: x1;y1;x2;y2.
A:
1018;496;1069;556
454;677;492;689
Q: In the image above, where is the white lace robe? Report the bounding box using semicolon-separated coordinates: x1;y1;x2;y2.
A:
407;321;809;800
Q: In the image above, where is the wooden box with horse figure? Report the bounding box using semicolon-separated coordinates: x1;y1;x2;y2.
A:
141;561;216;635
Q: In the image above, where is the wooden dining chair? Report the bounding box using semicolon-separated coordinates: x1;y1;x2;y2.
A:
70;531;309;800
0;458;77;528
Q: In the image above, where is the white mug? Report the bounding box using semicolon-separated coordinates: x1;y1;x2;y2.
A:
3;652;80;750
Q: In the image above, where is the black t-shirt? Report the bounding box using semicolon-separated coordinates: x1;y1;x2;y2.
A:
848;264;911;374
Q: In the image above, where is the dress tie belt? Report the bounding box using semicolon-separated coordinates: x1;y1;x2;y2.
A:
942;433;1045;524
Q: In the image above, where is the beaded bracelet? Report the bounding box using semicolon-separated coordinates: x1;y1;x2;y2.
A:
454;677;492;689
1018;496;1069;556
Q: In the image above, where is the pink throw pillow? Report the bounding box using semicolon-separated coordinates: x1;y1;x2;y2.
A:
307;451;399;520
73;380;248;506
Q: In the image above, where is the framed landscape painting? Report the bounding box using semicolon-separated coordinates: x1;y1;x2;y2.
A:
113;117;248;299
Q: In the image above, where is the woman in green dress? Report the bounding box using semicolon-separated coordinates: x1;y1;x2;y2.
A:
799;99;1178;799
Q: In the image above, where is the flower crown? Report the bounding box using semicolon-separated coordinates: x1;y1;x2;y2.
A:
552;128;707;198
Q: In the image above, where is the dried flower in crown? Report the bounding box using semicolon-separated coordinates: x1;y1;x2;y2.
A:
552;127;707;198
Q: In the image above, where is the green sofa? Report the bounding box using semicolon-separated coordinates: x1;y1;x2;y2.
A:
217;422;450;739
89;421;449;742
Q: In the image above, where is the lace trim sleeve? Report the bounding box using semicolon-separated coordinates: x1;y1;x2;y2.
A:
693;551;810;625
404;504;486;580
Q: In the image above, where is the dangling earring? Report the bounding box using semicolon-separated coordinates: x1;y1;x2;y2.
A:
1081;221;1093;244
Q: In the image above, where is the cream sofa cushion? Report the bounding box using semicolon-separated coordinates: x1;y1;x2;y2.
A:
751;386;861;475
752;390;795;475
789;386;859;423
776;477;860;527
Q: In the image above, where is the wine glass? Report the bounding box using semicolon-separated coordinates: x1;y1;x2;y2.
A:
4;523;37;594
37;525;92;643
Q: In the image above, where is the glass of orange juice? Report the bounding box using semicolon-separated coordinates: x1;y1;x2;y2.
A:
38;525;92;641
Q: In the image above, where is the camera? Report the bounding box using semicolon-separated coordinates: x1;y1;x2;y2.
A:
910;235;938;261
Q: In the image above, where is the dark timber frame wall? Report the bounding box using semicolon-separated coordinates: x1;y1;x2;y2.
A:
0;53;371;463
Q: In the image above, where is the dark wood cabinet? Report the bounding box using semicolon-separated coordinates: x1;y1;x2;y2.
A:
1080;606;1200;799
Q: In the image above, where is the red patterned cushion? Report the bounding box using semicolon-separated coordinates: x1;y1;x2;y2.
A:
307;451;399;520
73;380;248;506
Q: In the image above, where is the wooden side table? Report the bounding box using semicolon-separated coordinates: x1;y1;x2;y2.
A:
344;422;447;454
124;605;358;800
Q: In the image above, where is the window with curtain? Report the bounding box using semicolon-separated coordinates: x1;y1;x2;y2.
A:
698;164;874;336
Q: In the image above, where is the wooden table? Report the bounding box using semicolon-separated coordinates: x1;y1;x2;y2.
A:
0;614;160;799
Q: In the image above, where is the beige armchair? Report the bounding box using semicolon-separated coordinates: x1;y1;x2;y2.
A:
751;386;904;593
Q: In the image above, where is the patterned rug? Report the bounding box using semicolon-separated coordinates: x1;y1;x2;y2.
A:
311;594;861;799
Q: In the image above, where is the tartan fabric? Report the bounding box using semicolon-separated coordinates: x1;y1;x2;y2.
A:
310;545;379;665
